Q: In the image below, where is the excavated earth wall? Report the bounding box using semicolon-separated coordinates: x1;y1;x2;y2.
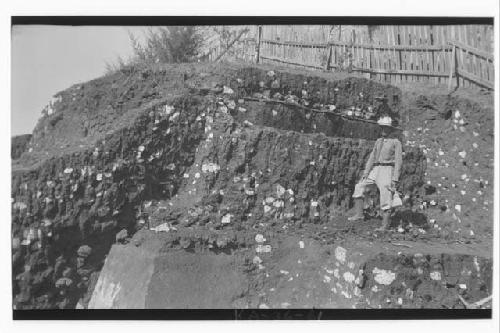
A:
12;95;208;309
11;63;490;310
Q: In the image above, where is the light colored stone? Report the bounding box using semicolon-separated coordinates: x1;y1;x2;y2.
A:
372;267;396;285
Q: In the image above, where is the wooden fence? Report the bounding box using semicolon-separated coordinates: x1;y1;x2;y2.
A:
200;26;259;63
213;25;494;90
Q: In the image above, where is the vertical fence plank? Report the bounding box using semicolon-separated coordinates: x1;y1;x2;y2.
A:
401;26;407;82
256;26;262;63
452;25;458;85
448;25;455;86
489;48;494;83
413;26;419;83
443;26;453;85
463;25;469;87
386;25;392;84
417;25;423;82
470;26;477;86
441;25;448;85
373;29;379;81
396;25;402;84
440;25;447;85
429;25;437;85
448;45;456;91
395;26;401;83
483;27;489;82
388;26;395;84
382;34;388;82
477;26;484;82
477;28;483;84
433;25;439;84
470;26;479;86
408;26;414;83
400;25;406;83
385;27;390;82
449;26;456;87
376;27;383;82
462;25;468;87
420;25;426;82
386;26;392;84
360;29;365;74
434;25;439;84
469;26;475;81
464;25;470;87
423;25;431;83
458;25;465;87
431;25;438;84
474;26;481;87
422;25;429;83
365;27;370;79
472;26;478;86
409;25;414;83
411;26;416;83
351;29;355;73
365;28;369;72
410;26;416;82
382;26;389;83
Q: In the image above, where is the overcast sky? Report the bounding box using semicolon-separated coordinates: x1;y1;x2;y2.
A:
11;25;146;136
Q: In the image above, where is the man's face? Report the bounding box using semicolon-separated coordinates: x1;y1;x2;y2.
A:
380;126;390;138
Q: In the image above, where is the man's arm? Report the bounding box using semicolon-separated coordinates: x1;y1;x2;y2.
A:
392;139;403;182
363;139;378;178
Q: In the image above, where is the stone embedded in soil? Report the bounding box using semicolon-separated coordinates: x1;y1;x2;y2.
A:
115;229;129;243
77;245;92;258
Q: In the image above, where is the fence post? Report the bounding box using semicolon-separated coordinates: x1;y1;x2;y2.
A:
454;44;460;89
448;44;456;90
256;25;262;64
325;28;332;71
325;44;333;71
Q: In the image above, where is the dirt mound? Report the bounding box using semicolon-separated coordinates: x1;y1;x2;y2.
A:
401;92;494;243
11;62;492;310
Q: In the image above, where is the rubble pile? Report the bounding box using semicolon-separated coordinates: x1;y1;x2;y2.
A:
401;93;494;243
241;239;492;309
358;251;492;308
229;67;400;118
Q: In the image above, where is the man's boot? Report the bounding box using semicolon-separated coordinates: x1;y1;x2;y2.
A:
348;198;364;221
376;210;391;230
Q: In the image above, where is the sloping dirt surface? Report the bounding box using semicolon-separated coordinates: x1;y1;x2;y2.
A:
90;226;491;309
399;89;494;244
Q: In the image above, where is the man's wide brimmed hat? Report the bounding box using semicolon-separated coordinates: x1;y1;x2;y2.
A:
377;116;392;127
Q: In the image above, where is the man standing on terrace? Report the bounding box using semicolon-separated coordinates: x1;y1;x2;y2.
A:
348;116;403;230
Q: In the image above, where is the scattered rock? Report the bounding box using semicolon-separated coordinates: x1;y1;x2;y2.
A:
77;245;92;258
255;234;266;243
115;229;128;243
372;268;396;285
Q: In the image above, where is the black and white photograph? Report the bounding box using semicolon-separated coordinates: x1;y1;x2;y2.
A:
3;0;499;326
